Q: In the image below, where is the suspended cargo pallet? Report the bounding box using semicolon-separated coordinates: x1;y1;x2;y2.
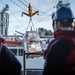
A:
24;31;42;58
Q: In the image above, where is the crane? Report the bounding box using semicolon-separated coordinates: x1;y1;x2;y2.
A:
22;3;39;18
21;3;39;31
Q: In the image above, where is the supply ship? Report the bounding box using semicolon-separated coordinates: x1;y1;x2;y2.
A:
0;0;74;75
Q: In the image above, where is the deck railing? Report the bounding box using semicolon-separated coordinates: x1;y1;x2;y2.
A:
23;50;44;75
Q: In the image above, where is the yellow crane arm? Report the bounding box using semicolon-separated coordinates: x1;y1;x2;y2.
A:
22;3;39;17
22;12;30;17
31;11;39;17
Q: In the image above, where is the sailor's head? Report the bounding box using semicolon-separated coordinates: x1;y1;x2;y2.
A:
52;6;75;31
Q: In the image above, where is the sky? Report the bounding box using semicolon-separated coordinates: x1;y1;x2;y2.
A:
0;0;75;35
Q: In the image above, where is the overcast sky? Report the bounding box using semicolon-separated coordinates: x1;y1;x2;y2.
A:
0;0;75;35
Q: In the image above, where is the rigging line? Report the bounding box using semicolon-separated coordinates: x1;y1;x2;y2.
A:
31;12;51;23
17;20;30;30
8;28;16;33
16;19;35;32
26;17;35;31
37;6;55;16
20;14;51;31
20;16;50;33
10;0;27;12
34;15;51;25
35;7;55;16
44;6;55;12
24;0;29;5
29;6;55;23
33;7;50;16
9;10;25;27
18;6;53;30
23;0;54;16
24;16;50;32
23;0;51;16
29;6;55;22
29;6;55;20
0;0;5;5
31;19;35;30
29;4;55;16
26;19;31;31
32;10;53;21
9;16;28;31
19;0;28;8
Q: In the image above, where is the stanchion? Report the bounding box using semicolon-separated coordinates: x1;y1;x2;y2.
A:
23;50;26;75
23;51;43;75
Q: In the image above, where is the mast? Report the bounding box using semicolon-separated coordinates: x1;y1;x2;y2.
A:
0;4;9;36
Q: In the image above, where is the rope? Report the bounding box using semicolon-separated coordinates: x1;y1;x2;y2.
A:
26;17;35;31
31;18;35;30
26;19;31;31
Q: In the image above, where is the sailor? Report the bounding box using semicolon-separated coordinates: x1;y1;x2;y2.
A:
0;37;22;75
43;4;75;75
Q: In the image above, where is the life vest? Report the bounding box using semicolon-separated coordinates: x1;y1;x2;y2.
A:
43;30;75;72
43;38;55;59
63;36;75;72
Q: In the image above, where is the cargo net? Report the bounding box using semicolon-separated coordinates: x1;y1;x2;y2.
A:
26;31;42;58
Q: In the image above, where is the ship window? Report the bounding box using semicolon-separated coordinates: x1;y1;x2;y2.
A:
19;49;23;56
10;49;17;55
